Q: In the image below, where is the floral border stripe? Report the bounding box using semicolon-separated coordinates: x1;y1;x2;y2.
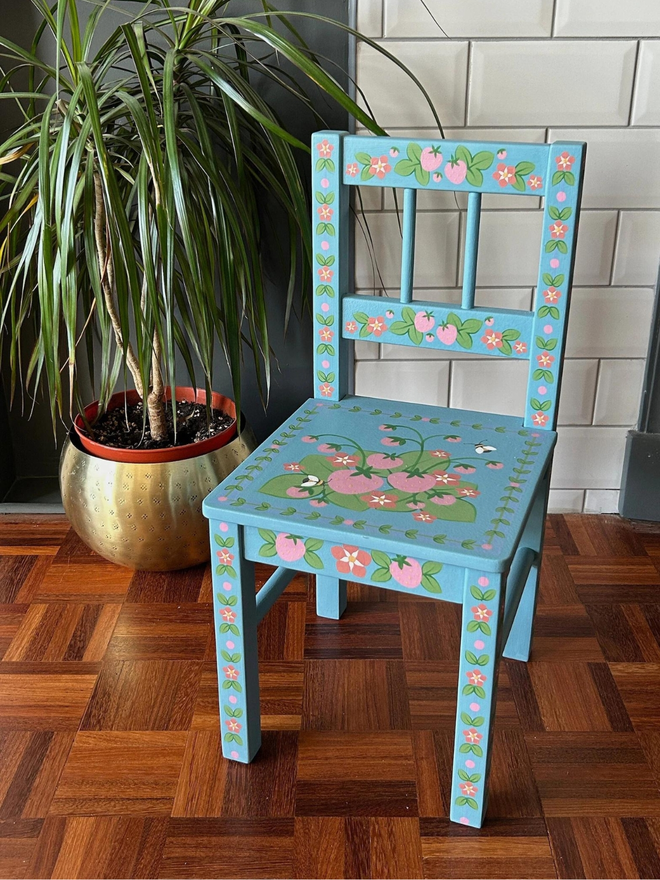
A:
342;296;532;358
525;144;584;430
344;137;548;196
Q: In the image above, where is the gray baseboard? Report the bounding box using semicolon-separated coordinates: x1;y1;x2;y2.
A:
619;431;660;522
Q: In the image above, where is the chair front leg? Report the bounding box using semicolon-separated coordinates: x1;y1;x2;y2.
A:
210;519;261;763
451;569;506;828
316;575;347;620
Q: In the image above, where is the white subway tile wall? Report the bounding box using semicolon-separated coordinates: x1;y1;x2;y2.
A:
352;0;659;511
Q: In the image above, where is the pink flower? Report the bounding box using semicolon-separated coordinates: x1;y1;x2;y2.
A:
513;341;527;354
218;549;234;565
346;162;359;177
528;175;542;190
543;287;561;304
319;383;334;397
318;266;334;282
317;205;333;221
467;670;486;687
459;487;480;497
317;139;334;157
221;608;236;623
319;328;334;341
329;453;360;467
367;316;387;336
284;462;301;472
368;155;391;179
225;719;242;733
533;412;549;427
549;221;568;240
413;511;436;522
224;666;240;680
472;604;492;622
460;782;478;797
345;321;357;334
361;492;398;509
431;450;450;458
556;151;574;171
537;353;555;367
331;545;371;577
492;163;516;187
482;330;503;350
463;728;483;744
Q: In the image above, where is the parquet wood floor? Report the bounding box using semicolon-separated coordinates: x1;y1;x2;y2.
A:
2;514;660;878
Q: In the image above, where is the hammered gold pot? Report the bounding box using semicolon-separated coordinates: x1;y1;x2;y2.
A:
60;424;256;570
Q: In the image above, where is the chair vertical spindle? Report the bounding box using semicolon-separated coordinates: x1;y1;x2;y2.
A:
400;188;417;303
461;192;481;310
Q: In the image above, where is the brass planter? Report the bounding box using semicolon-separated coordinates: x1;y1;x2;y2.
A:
59;425;256;570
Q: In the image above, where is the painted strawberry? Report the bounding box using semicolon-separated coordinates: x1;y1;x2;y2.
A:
437;323;458;346
414;310;435;333
444;157;467;185
430;493;457;506
388;471;436;493
327;468;383;496
366;453;403;470
420;145;443;172
389;555;423;589
275;533;307;562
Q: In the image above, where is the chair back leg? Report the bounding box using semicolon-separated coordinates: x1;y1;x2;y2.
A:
503;470;550;662
210;519;261;763
316;575;348;620
451;569;505;827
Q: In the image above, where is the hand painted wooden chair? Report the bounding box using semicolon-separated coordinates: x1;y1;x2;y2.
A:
203;132;585;827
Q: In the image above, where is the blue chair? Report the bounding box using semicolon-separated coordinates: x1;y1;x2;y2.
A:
203;132;585;827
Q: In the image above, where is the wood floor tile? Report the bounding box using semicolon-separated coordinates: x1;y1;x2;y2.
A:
0;605;28;660
530;606;605;662
159;818;295;879
537;555;583;606
0;671;97;730
305;603;403;659
125;566;205;604
302;660;411;731
295;732;417;816
50;732;187;815
546;816;660;879
526;732;660;817
0;732;74;819
0;818;43;880
35;562;133;603
399;601;462;661
420;818;556;879
610;663;660;730
257;599;306;661
3;604;120;662
0;557;39;603
105;604;212;661
28;815;168;880
293;817;347;879
81;661;203;730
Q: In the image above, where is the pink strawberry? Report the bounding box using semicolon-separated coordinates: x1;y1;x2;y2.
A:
367;453;403;470
445;157;467;185
420;146;443;172
275;533;307;562
327;469;383;496
389;556;423;589
414;311;435;333
388;471;436;493
437;323;458;345
431;493;457;506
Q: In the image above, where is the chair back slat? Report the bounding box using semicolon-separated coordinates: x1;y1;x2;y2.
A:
461;192;481;310
312;132;586;430
400;188;417;304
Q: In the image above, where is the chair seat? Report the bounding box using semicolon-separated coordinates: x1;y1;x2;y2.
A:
203;396;556;572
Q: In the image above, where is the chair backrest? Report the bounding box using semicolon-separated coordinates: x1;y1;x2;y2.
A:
311;131;586;431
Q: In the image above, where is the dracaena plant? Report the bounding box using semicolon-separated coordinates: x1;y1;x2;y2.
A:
0;0;439;442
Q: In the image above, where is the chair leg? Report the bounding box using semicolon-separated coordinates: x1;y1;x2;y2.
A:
451;569;505;828
503;471;549;662
210;519;261;763
316;575;347;619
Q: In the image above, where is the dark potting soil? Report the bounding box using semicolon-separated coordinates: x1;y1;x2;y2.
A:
86;400;234;450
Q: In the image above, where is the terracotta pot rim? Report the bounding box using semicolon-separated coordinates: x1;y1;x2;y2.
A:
74;386;237;464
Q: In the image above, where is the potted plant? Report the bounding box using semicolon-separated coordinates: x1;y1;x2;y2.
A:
0;0;439;569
